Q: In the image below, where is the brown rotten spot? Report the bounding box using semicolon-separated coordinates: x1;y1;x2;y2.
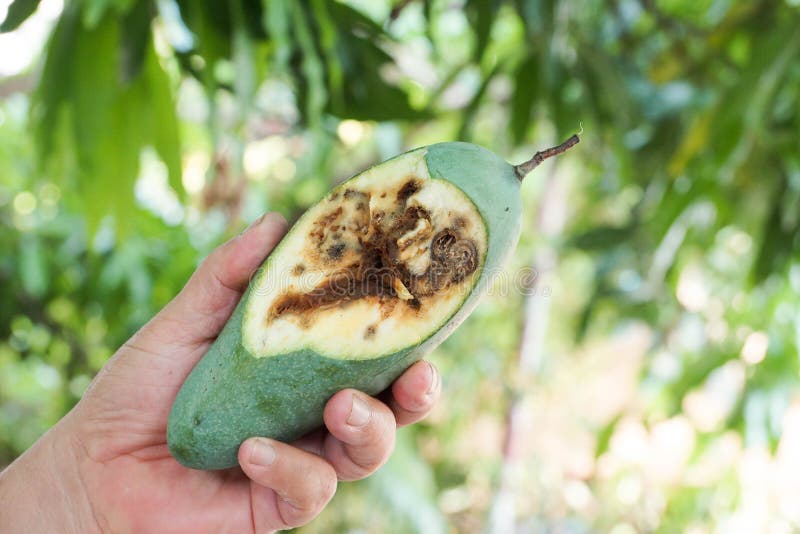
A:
270;185;480;326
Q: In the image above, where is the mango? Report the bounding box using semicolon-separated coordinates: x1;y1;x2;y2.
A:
167;137;578;469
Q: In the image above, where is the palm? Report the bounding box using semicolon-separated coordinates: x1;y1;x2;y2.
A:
58;215;439;533
74;338;258;532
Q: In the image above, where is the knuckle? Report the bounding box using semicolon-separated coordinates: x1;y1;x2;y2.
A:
318;467;338;502
355;409;394;450
373;403;397;432
276;499;315;529
410;391;435;413
276;468;337;528
306;464;338;508
394;379;435;414
338;460;373;481
342;427;395;480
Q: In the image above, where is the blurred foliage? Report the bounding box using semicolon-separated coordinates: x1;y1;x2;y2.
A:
2;0;800;531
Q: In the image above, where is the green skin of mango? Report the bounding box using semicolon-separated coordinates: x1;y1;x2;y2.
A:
167;142;523;470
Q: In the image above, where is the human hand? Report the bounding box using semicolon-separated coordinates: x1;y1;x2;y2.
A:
0;213;441;533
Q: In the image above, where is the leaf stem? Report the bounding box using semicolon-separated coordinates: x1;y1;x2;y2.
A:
514;133;581;180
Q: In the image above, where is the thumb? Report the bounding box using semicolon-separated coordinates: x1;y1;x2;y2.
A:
131;212;288;354
74;213;289;458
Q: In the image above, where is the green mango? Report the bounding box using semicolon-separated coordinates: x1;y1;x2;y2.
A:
167;137;578;470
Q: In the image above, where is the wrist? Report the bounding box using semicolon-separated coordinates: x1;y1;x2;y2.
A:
0;415;101;533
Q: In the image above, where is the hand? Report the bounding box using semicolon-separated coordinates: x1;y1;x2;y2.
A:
0;213;442;533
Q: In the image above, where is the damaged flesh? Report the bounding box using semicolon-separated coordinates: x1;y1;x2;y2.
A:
243;152;487;360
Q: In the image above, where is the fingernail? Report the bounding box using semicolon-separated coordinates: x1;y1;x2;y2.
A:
248;438;276;467
426;362;439;397
347;394;371;427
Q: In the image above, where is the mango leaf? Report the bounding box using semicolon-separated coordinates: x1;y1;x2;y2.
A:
311;0;344;111
0;0;40;32
230;1;257;117
119;0;151;84
666;114;711;177
327;38;426;121
33;3;80;162
422;0;435;56
81;0;136;28
457;63;501;141
513;0;555;39
574;278;601;343
323;2;425;121
327;1;384;39
465;0;498;61
291;2;327;128
594;413;622;458
175;0;232;88
575;44;635;130
33;6;182;236
262;0;292;72
567;225;636;251
143;39;183;195
710;24;800;173
750;173;798;285
511;53;540;144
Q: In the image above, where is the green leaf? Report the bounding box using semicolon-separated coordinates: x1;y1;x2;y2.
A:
750;173;798;285
568;225;636;251
33;6;182;236
119;0;152;84
457;63;501;141
510;53;540;143
230;1;257;116
69;17;131;234
594;413;622;458
711;24;800;174
33;3;80;164
311;0;344;112
465;0;498;61
142;41;183;195
575;44;635;130
177;0;233;88
513;0;555;39
327;1;384;39
321;2;425;122
81;0;136;28
0;0;40;33
262;0;292;72
291;3;327;128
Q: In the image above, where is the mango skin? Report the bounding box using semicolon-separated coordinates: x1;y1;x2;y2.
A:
167;143;523;470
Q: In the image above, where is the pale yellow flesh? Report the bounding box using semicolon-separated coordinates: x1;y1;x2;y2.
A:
243;150;488;360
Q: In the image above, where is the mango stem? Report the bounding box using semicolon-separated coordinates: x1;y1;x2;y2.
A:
514;133;580;180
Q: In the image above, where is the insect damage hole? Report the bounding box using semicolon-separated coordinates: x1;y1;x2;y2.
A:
449;240;479;282
431;230;458;260
430;229;479;283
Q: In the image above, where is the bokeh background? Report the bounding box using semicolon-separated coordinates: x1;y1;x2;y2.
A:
2;0;800;532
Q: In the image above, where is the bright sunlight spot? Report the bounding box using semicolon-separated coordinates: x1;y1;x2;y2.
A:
740;331;769;365
12;191;36;214
337;119;366;146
